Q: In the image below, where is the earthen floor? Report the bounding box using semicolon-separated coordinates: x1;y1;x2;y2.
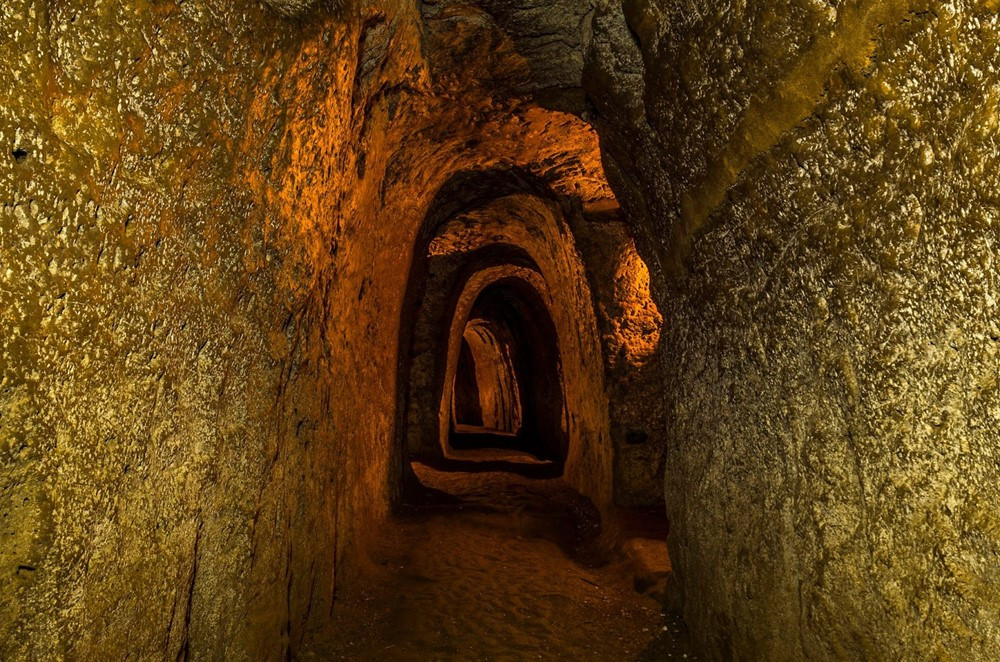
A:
304;462;694;660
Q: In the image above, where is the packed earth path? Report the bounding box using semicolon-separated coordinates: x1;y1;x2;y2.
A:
303;459;694;661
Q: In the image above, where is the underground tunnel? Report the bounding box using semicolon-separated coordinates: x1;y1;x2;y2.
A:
3;0;1000;659
447;281;560;461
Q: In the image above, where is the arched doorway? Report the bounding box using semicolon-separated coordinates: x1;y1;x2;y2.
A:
392;168;614;509
446;276;566;463
451;322;522;435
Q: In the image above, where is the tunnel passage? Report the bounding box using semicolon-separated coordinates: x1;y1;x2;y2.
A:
5;0;1000;659
447;276;567;463
0;0;681;652
395;168;616;504
452;321;522;435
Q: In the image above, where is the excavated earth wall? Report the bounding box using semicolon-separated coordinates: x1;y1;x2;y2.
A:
586;0;1000;658
1;1;384;657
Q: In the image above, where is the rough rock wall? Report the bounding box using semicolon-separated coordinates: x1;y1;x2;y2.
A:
586;0;1000;658
575;219;666;506
0;1;390;657
471;0;595;112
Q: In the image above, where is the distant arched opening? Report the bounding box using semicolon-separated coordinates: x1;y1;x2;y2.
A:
452;323;522;435
393;167;614;508
442;273;567;463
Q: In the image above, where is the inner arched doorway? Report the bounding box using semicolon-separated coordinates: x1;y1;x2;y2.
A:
452;322;522;435
446;276;567;463
393;168;615;511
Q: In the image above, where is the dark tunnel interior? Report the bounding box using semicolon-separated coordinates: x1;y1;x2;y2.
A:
448;279;567;464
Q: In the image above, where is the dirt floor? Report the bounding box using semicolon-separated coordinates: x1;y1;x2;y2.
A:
302;460;694;661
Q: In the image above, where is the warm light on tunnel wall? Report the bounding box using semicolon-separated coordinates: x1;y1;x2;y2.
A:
451;320;523;435
609;246;663;369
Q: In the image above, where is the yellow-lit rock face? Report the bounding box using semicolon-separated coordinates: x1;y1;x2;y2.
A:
601;243;666;505
608;246;662;369
574;221;669;506
0;2;360;657
587;0;1000;657
263;0;319;16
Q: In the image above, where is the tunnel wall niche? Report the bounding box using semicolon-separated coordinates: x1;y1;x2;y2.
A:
586;0;1000;658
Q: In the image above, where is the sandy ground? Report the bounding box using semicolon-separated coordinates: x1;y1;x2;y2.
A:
303;462;694;661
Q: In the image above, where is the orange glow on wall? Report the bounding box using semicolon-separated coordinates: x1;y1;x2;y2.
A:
609;246;662;368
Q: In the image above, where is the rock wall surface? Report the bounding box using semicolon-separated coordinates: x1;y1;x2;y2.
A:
575;219;666;506
0;1;379;657
13;0;987;657
586;0;1000;658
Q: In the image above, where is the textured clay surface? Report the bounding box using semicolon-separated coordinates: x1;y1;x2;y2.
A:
586;0;1000;658
6;0;996;658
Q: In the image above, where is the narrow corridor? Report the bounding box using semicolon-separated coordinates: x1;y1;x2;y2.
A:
5;1;998;658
